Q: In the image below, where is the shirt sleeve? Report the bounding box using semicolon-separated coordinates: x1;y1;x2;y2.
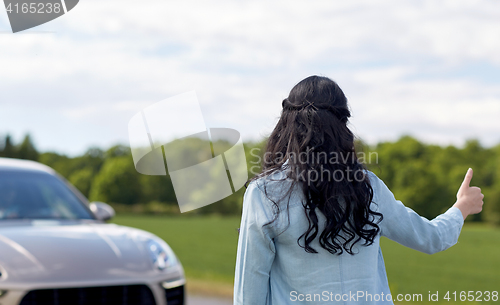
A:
368;171;465;255
233;181;276;305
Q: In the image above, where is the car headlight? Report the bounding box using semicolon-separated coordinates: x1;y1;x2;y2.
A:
0;266;6;298
0;264;5;280
147;239;179;270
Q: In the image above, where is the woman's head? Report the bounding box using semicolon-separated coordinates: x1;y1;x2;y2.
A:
286;75;350;123
251;75;382;255
264;75;354;173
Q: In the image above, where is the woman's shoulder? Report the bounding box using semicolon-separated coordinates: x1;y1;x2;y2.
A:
358;170;387;211
363;169;384;191
254;168;303;199
244;169;301;213
241;176;283;231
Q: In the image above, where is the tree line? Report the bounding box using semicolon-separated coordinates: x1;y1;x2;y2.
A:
0;134;499;224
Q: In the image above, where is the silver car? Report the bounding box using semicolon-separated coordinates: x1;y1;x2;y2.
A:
0;158;185;305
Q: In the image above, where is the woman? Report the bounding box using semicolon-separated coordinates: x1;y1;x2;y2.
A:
233;76;484;304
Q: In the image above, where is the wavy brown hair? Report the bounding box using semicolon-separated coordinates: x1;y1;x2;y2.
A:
248;75;382;255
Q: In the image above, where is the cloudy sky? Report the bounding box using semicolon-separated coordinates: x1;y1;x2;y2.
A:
1;0;499;156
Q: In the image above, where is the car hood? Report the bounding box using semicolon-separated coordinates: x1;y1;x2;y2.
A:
0;221;160;284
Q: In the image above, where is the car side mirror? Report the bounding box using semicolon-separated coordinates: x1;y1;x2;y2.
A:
89;202;115;221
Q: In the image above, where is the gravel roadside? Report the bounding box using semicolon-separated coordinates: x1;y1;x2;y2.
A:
187;294;233;305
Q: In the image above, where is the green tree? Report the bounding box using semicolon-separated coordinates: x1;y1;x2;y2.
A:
106;145;131;159
17;134;39;161
482;144;500;225
392;159;449;219
0;134;16;158
139;175;177;205
89;156;141;204
69;167;94;198
369;136;451;219
39;152;72;177
69;148;105;178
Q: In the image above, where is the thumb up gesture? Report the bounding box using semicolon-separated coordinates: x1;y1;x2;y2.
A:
453;168;484;220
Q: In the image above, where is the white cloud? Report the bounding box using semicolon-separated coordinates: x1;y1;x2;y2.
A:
0;0;499;155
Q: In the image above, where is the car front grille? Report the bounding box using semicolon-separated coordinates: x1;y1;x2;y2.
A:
19;284;156;305
164;285;185;305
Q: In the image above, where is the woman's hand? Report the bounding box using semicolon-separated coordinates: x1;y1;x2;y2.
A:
453;168;484;220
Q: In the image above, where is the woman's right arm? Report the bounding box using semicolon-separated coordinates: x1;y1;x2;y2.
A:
370;169;483;255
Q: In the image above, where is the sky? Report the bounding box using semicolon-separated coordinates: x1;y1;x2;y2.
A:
1;0;499;156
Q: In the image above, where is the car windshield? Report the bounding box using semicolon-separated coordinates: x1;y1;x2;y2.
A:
0;170;95;220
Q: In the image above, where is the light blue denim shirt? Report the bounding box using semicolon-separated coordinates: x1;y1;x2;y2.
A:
234;169;464;304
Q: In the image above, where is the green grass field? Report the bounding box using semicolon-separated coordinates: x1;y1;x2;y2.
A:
113;215;241;283
113;215;500;303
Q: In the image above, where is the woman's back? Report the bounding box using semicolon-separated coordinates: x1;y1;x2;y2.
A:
234;167;464;304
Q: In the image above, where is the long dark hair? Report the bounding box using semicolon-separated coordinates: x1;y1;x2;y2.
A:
248;75;382;255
